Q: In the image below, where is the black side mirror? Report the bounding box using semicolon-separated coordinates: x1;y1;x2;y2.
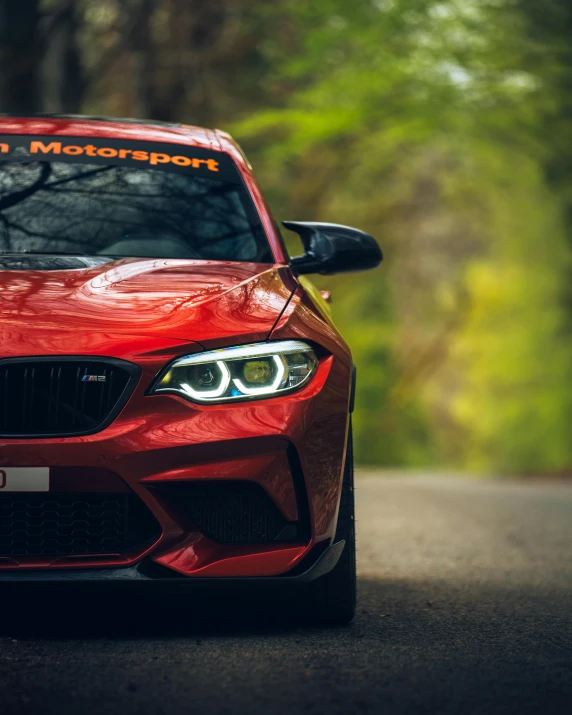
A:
283;221;383;275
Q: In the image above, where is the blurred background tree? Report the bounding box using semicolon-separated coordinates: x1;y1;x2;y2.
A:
0;0;570;472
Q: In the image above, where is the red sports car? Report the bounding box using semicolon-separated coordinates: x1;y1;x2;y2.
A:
0;115;381;625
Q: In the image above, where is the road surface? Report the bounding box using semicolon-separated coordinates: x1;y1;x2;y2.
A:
1;474;571;714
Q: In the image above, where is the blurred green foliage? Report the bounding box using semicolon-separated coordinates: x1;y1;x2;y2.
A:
2;0;572;471
233;0;572;471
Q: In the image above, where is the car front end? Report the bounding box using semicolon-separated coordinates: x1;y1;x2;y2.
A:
0;115;381;624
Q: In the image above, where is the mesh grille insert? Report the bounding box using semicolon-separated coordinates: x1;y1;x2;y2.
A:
0;492;160;557
155;481;299;544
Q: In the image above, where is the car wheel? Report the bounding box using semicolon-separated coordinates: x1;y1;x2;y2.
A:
299;419;357;626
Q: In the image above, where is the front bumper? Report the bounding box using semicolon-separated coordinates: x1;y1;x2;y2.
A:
0;540;345;589
0;334;350;579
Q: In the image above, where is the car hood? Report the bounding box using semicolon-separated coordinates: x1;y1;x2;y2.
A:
0;257;295;349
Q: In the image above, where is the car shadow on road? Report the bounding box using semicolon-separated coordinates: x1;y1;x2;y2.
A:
1;582;320;637
2;574;572;642
2;576;571;714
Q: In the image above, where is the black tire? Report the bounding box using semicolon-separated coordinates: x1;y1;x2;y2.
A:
298;421;356;626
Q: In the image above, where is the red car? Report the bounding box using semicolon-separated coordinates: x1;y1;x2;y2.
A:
0;115;381;625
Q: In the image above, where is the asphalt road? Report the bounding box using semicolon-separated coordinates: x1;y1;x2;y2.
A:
1;474;571;715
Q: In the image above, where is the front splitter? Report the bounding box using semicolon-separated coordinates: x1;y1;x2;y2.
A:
0;540;344;590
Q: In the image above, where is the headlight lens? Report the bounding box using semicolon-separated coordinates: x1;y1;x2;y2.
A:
150;340;318;403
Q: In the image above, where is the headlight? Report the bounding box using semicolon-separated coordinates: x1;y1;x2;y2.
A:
149;340;318;403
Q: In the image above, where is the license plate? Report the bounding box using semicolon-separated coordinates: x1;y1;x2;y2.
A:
0;467;49;492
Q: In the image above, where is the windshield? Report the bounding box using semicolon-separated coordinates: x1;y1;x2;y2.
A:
0;136;272;262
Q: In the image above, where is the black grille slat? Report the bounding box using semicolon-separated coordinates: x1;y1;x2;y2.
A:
98;368;107;415
0;358;139;437
0;493;160;557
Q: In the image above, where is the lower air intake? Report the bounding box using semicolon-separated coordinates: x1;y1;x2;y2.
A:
154;481;300;544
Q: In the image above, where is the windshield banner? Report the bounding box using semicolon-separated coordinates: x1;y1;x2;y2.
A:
0;136;242;183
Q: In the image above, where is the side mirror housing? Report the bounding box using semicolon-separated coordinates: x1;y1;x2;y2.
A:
283;221;383;275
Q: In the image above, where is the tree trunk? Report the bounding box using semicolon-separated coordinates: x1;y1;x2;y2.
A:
41;1;85;113
0;0;42;113
131;0;157;119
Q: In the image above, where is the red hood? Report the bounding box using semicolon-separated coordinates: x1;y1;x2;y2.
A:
0;258;294;355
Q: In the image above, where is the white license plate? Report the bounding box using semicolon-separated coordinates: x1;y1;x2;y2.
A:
0;467;49;492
